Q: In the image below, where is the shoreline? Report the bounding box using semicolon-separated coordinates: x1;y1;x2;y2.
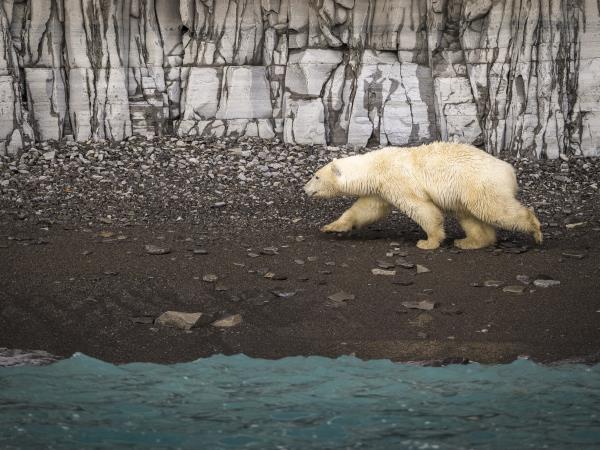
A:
2;347;599;368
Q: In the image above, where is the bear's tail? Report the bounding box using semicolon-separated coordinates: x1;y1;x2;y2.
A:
528;209;543;244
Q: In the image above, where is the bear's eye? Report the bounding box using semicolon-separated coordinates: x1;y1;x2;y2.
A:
315;176;320;180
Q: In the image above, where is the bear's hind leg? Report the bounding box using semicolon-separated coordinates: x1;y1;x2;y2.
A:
473;199;543;244
400;200;446;250
455;213;497;249
321;196;392;233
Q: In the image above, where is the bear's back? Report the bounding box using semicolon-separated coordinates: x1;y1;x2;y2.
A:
378;142;512;175
373;142;518;209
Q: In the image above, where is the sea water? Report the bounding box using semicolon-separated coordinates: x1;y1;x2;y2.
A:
0;354;599;449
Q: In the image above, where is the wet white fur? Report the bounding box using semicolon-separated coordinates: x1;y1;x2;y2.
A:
304;142;542;250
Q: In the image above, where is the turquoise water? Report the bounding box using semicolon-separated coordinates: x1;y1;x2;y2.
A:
0;355;599;449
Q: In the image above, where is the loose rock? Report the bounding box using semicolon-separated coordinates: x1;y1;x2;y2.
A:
42;150;56;161
145;244;171;255
533;279;561;288
401;300;437;311
271;290;297;298
372;268;396;276
212;314;242;328
156;311;203;330
202;274;219;283
561;251;587;259
376;259;396;269
396;258;415;269
416;265;431;274
264;272;287;280
503;285;526;294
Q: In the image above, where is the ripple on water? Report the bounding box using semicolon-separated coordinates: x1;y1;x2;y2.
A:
0;353;599;449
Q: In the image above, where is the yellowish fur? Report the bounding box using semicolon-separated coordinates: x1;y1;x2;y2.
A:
304;142;543;250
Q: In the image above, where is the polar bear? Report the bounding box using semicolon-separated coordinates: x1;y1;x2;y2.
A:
303;142;542;250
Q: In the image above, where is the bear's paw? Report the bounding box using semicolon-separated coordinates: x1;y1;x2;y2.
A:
321;221;353;233
416;239;442;250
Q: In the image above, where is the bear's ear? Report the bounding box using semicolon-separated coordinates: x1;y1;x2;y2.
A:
331;162;342;177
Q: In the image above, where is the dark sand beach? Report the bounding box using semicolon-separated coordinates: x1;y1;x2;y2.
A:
1;137;599;364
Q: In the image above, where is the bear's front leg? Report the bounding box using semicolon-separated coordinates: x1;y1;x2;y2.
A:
455;212;496;249
401;200;446;250
321;196;392;233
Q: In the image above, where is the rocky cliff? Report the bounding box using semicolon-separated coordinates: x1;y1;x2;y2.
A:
1;0;599;158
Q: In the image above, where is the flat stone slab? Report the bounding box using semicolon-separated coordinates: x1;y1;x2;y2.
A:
145;244;171;255
503;285;526;294
155;311;203;330
533;279;561;288
212;314;242;328
401;300;437;311
372;268;396;276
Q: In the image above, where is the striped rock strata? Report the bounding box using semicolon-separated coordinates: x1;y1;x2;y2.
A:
0;0;599;158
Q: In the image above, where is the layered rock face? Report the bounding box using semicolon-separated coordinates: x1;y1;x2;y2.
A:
1;0;599;158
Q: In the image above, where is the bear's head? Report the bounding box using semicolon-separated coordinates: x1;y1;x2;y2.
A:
304;161;343;198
